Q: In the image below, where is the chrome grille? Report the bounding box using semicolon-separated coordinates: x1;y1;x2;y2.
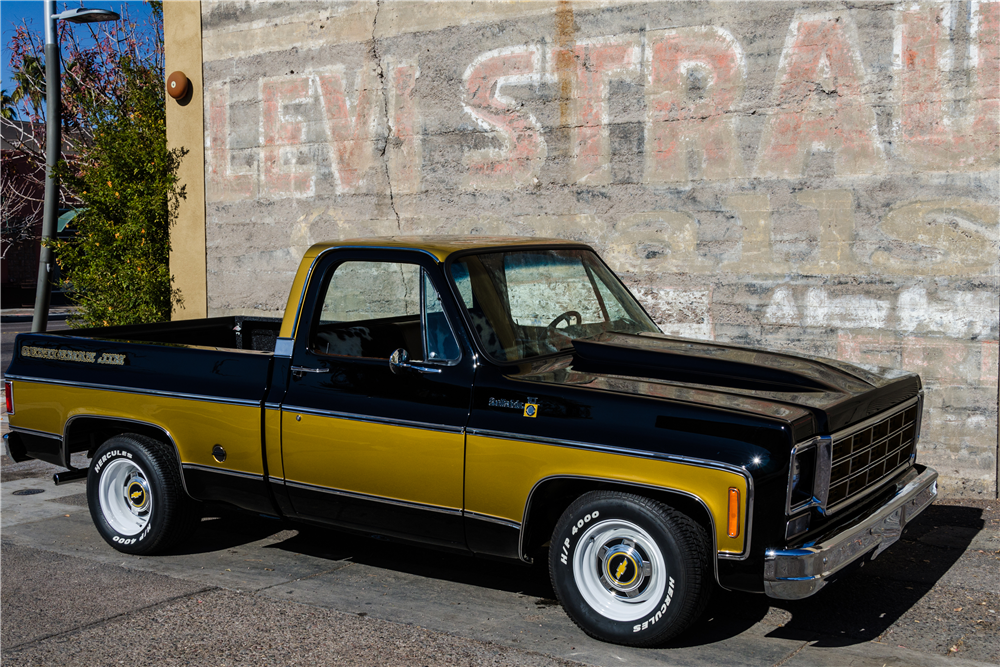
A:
827;403;919;509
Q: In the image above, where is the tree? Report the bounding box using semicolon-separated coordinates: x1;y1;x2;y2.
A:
2;1;183;326
52;59;186;326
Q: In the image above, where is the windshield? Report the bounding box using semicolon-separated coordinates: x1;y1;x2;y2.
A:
449;248;659;362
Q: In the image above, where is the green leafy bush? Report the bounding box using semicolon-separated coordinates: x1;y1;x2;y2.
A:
52;59;186;327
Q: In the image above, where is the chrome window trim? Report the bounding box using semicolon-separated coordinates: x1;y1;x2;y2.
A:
274;337;294;358
4;374;263;408
464;511;522;531
281;405;465;434
288;246;441;341
181;463;264;481
283;479;463;517
786;395;922;517
303;262;464;368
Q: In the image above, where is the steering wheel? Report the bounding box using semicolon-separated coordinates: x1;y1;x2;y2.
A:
548;311;582;330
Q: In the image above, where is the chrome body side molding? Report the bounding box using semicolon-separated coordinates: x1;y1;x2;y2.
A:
4;374;262;408
283;479;463;517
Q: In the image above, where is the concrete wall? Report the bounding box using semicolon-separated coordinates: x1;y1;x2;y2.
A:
195;0;999;498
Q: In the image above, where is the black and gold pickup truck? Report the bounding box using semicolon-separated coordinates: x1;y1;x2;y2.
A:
4;237;937;646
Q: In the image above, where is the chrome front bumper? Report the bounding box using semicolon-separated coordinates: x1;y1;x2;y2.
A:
763;465;937;600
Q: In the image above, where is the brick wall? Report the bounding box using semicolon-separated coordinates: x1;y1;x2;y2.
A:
197;0;999;497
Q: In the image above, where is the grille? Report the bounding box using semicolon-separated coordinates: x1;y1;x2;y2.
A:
827;403;919;508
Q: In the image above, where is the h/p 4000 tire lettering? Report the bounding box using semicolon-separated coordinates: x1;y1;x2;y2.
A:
549;491;711;647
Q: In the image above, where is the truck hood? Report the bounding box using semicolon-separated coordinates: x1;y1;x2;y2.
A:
521;332;921;436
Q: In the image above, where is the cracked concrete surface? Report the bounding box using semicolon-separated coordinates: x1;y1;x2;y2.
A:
195;0;999;499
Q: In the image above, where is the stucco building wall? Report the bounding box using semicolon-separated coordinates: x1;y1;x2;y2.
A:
190;0;999;498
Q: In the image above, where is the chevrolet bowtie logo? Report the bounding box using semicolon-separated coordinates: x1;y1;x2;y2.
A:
615;559;628;581
131;490;143;499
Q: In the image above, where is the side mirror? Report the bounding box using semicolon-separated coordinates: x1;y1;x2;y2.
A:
389;348;443;375
389;348;409;375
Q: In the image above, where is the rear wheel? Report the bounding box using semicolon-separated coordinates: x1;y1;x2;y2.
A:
87;434;197;555
549;491;711;646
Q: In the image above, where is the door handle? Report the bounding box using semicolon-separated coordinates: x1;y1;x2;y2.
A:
291;365;330;378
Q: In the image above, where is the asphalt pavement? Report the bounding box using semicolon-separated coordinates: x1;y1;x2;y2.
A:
1;309;998;665
1;444;997;666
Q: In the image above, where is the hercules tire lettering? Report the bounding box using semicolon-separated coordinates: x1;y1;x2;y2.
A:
87;434;199;556
548;490;711;647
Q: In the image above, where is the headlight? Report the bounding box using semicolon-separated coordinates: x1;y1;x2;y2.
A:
789;447;816;509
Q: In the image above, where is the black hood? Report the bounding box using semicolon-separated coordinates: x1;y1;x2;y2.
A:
530;333;921;436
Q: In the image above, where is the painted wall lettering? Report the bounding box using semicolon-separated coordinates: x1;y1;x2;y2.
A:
721;194;790;273
895;1;1000;170
755;12;885;178
872;199;999;277
199;2;1000;498
261;75;319;198
606;211;713;274
561;37;640;185
645;27;746;184
317;66;380;193
386;61;422;194
462;46;548;190
206;83;258;201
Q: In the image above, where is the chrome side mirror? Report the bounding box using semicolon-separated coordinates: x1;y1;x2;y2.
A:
389;348;410;375
389;348;442;375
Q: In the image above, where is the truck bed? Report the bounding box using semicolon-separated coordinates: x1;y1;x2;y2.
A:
65;316;282;352
5;316;281;471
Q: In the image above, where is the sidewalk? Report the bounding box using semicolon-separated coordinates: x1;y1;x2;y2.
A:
2;444;998;666
1;307;77;323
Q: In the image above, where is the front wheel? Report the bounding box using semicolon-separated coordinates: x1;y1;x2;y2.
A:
87;434;197;555
549;491;711;646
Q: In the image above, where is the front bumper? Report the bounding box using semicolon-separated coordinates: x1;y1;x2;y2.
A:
763;465;937;600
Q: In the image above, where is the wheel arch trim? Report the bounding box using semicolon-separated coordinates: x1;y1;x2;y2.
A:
519;474;743;590
63;414;192;498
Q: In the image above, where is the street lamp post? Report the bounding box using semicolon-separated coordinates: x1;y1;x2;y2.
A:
31;2;119;333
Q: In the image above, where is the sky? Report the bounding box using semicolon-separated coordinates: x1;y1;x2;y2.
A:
1;0;154;98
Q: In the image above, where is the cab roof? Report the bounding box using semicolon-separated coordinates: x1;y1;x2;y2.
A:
306;236;582;262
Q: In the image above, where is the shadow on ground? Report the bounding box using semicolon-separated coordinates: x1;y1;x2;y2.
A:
169;500;983;649
670;503;985;648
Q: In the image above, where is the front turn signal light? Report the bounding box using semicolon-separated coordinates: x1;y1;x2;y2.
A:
727;487;740;538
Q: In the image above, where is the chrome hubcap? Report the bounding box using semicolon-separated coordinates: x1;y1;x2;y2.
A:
98;459;152;536
599;540;652;597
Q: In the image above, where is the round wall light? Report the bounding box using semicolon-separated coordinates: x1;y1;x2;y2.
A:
167;71;190;100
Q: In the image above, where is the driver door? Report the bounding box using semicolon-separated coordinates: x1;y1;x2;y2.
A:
279;250;472;548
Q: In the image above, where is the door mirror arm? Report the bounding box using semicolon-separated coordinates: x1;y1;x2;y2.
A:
389;348;443;375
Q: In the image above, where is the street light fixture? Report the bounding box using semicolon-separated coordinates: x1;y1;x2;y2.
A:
31;2;120;333
55;7;121;24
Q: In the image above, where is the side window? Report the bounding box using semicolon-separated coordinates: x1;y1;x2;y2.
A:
311;261;460;363
422;271;460;362
312;262;422;359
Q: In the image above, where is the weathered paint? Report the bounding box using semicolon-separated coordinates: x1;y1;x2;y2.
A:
194;1;999;497
645;26;746;184
894;1;1000;170
462;46;548;190
754;11;886;178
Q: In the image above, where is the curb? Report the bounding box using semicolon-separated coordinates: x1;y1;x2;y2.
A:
1;312;75;324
